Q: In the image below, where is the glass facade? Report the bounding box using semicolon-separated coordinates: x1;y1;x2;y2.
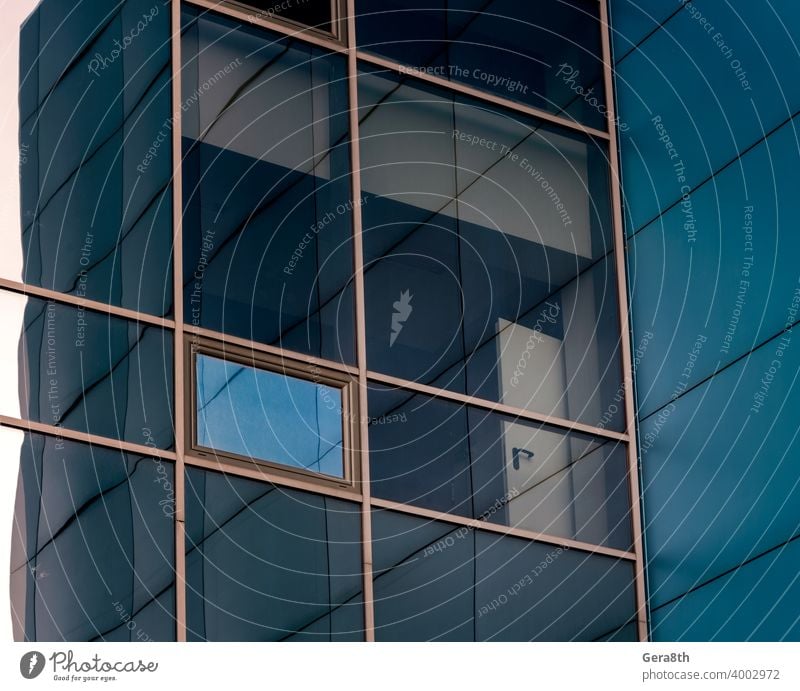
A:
9;0;643;642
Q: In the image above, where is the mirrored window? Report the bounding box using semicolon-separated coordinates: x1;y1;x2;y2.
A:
182;7;356;364
355;0;606;128
229;0;337;35
368;384;632;550
359;67;623;430
185;467;364;641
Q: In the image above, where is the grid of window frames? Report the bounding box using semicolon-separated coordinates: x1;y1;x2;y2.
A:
6;0;646;642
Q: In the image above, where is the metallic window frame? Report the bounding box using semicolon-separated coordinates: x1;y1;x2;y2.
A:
185;334;362;492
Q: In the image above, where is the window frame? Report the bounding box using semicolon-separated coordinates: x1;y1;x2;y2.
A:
186;335;360;491
222;0;347;42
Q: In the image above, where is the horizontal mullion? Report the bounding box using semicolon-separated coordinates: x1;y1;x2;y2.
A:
355;51;611;141
366;370;629;442
370;497;635;561
0;278;175;330
0;415;177;461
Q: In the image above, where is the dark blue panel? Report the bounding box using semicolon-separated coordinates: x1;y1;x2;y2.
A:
181;7;355;364
372;509;637;641
474;531;636;641
628;115;800;417
651;537;800;642
369;384;632;549
356;0;607;129
640;322;800;608
185;468;364;641
18;0;173;317
615;0;800;234
610;0;682;54
2;292;174;449
359;67;622;429
11;433;175;642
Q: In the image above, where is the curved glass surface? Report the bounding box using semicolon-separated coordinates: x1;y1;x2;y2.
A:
185;467;364;641
9;429;176;642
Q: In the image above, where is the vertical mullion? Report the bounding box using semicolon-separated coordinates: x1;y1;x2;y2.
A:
599;0;649;642
170;0;188;643
344;0;375;642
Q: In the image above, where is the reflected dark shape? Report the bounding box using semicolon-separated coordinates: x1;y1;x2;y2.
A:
371;509;636;641
355;0;606;128
182;7;356;364
10;433;176;642
359;68;623;430
368;385;632;549
17;0;173;317
185;468;364;641
233;0;335;33
195;353;345;477
5;293;174;449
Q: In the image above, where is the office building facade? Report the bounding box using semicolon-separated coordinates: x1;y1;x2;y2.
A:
4;0;795;642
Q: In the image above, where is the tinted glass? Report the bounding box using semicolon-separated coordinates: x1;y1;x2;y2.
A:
369;384;632;549
182;7;356;364
371;509;637;641
355;0;606;129
195;353;345;477
0;289;174;449
185;468;364;641
13;0;173;317
9;429;176;642
359;67;622;429
233;0;334;33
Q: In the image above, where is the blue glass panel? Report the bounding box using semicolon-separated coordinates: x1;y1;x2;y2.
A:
195;353;345;478
181;7;355;364
234;0;334;32
0;290;174;449
474;531;636;641
13;0;173;317
640;322;800;608
10;430;176;642
359;66;622;429
356;0;607;129
185;468;364;641
610;0;682;53
628;115;800;417
371;509;637;641
651;537;800;642
616;0;800;234
369;384;632;549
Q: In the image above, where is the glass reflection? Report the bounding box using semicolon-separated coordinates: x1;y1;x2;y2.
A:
368;384;632;550
0;289;174;449
355;0;606;128
182;7;355;364
12;1;173;317
185;468;364;641
194;353;345;478
9;429;176;642
371;509;637;641
359;67;622;430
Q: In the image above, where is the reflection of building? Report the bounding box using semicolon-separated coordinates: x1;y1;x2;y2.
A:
4;0;797;642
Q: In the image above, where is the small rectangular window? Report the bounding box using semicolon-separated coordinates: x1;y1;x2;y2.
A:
188;337;358;487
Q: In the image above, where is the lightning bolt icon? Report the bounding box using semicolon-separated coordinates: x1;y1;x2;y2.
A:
28;653;38;675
